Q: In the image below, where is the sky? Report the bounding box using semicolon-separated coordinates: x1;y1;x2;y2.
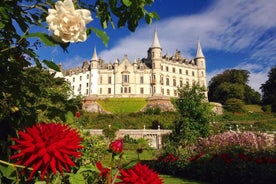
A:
37;0;276;93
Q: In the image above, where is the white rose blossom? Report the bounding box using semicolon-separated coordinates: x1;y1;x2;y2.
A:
46;0;92;43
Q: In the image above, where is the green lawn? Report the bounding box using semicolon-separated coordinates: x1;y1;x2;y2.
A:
97;98;148;113
161;175;207;184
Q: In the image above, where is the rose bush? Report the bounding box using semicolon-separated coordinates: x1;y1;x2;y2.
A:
46;0;92;43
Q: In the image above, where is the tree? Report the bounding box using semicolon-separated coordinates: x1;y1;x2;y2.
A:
208;69;261;105
169;83;212;144
0;0;159;160
261;66;276;112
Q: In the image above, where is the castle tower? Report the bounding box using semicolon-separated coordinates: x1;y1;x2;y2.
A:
90;47;99;95
195;40;207;88
149;29;162;96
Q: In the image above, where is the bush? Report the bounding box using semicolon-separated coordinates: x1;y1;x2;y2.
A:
224;98;245;113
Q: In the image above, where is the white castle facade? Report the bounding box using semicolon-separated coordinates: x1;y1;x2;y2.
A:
59;30;207;99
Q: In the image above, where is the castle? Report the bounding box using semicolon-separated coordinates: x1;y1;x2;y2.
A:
58;30;207;102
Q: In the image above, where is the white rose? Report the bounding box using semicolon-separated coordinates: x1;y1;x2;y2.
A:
46;0;92;43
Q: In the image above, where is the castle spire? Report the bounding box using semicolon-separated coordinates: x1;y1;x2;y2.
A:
91;47;98;61
151;28;161;48
196;40;204;58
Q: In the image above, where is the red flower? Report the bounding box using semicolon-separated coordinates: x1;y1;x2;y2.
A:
109;139;123;154
96;161;110;177
75;111;81;118
10;122;83;180
117;163;163;184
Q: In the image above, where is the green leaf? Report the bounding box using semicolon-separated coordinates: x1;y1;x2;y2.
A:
90;27;109;47
0;165;16;180
35;181;46;184
69;173;85;184
42;60;60;71
77;165;98;174
23;33;56;46
122;160;139;169
65;111;75;124
122;0;132;7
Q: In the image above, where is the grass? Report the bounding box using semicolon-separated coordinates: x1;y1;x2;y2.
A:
244;104;264;112
161;175;207;184
96;98;148;113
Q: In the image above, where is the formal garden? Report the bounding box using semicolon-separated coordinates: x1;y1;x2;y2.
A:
1;0;276;183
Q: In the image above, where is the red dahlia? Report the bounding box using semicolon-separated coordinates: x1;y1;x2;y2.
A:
10;122;83;180
117;163;163;184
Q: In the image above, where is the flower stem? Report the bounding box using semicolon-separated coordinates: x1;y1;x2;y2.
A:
0;160;26;169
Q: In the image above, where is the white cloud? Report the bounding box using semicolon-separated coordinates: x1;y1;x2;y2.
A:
61;55;88;70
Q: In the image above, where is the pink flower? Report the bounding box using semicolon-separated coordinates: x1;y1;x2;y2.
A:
10;122;83;180
109;139;123;154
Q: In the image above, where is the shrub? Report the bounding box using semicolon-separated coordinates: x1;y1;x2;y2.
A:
224;98;245;113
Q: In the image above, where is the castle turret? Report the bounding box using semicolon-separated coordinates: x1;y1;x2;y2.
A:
148;29;162;96
90;47;99;95
194;40;207;90
90;47;99;69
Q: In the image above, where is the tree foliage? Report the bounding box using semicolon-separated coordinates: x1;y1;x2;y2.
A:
169;83;212;144
208;69;261;105
261;66;276;112
0;0;158;160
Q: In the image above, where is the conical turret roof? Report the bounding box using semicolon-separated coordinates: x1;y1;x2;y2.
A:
196;40;204;58
151;28;161;48
91;47;98;61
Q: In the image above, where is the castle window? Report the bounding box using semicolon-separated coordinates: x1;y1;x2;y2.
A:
86;83;89;87
108;88;111;94
108;76;112;84
166;77;169;85
161;65;163;70
173;67;175;73
152;63;155;69
173;79;176;87
73;77;75;82
192;71;195;76
140;76;144;84
124;65;127;70
140;88;144;94
160;75;164;85
201;71;204;77
87;74;89;79
179;69;182;74
174;90;177;96
100;76;102;84
72;86;74;90
167;89;170;95
180;79;183;87
124;87;127;93
186;70;188;75
166;66;169;72
80;76;82;81
86;89;88;95
161;88;164;95
129;87;131;93
122;75;129;83
100;88;102;94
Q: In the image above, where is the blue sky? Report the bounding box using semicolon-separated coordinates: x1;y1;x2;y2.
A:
37;0;276;92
